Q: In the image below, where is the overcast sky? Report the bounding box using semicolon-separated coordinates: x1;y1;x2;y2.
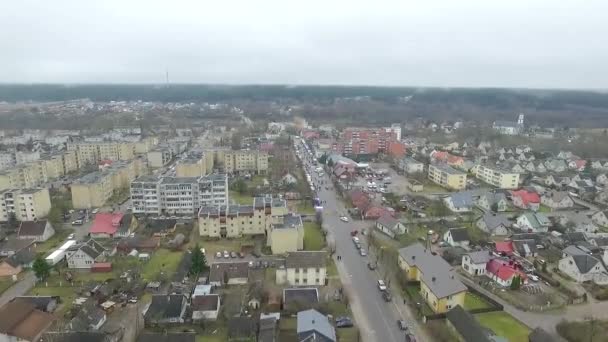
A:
1;0;607;89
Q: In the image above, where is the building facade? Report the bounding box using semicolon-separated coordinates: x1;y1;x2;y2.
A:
475;165;519;189
428;164;467;190
0;188;51;222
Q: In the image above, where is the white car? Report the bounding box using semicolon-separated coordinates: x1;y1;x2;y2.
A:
340;216;349;222
91;208;99;214
360;249;367;256
377;280;387;291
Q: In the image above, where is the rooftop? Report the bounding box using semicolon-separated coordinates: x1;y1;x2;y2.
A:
285;251;327;269
431;163;465;175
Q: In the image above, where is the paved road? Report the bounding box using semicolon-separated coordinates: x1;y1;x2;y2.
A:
302;160;424;341
0;272;36;307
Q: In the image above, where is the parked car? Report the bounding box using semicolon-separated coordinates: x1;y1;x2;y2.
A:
367;262;377;270
398;320;408;331
223;250;230;258
359;249;367;256
340;216;349;222
335;317;354;328
71;220;83;226
215;252;222;258
377;280;387;291
529;274;540;282
91;208;99;214
382;291;392;302
230;251;238;258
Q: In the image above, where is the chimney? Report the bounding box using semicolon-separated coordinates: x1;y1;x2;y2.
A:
432;277;436;282
412;255;415;260
312;319;315;324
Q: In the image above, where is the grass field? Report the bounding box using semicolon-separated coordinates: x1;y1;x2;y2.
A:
476;312;531;342
36;228;74;255
464;292;492;310
141;249;184;281
538;204;552;213
304;222;325;251
297;201;316;214
229;191;254;205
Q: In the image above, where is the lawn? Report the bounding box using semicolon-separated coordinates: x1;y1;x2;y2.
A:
304;222;325;251
141;249;184;281
198;238;252;256
196;327;227;342
297;201;316;215
538;204;552;213
36;228;74;255
229;191;254;205
476;312;531;342
463;292;491;310
327;259;338;277
0;278;16;294
557;319;608;342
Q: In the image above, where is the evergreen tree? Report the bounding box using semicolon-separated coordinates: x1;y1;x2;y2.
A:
32;256;51;280
189;244;208;276
510;275;521;290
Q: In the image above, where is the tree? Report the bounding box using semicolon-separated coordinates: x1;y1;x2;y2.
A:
510;275;521;290
230;179;248;195
189;244;208;276
318;154;328;165
33;256;51;280
327;158;334;167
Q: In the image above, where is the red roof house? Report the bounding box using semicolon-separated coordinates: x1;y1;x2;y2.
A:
510;189;541;210
363;206;392;220
91;262;112;273
90;213;124;238
494;241;514;255
486;258;527;286
430;151;449;162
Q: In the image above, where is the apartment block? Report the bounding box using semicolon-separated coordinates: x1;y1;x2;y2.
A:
0;188;52;222
41;155;65;180
134;136;159;154
68;141;135;168
475;165;520;189
62;150;79;173
147;148;173;168
332;127;401;157
175;154;208;177
428;164;467;190
130;174;228;216
219;150;268;175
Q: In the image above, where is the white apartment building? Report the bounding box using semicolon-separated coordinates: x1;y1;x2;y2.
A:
0;153;15;170
130;174;228;216
475;165;520;189
0;188;52;222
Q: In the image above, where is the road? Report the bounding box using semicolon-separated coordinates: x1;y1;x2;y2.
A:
301;161;425;341
0;272;36;307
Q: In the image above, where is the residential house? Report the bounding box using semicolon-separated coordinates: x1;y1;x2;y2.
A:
209;262;250;287
398;157;424;174
446;305;499;342
89;212;125;238
116;213;138;238
494;241;514;256
116;236;160;254
444;191;476;213
362;205;392;220
69;300;107;331
512;239;538;258
461;251;492;276
477;213;512;236
559;246;608;283
258;315;279;342
17;220;55;242
375;214;407;238
486;258;528;287
545;175;570;188
544;159;567;173
0;239;35;258
227;317;257;341
66;239;107;269
297;309;336;342
0;247;36;277
0;299;55;342
397;243;467;313
191;294;220;322
276;251;327;287
592;211;608;227
283;288;319;312
144;294;188;325
476;192;508;212
510;189;540;210
596;173;608;186
569;159;587;171
516;213;551;233
535;162;547;174
560;213;598;233
541;191;574;209
443;228;470;248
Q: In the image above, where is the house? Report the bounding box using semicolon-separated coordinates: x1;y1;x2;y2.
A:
0;247;36;277
597;173;608;185
477;192;508;212
443;228;470;248
116;213;138;238
144;218;177;237
136;333;195;342
461;251;492;277
494;241;514;255
69;300;107;331
283;288;319;312
116;236;160;254
0;239;35;258
297;309;336;342
362;205;392;220
227;317;257;341
0;299;55;342
270;213;304;254
398;157;424;174
446;305;498;342
516;213;551;233
17;220;55;242
191;294;220;322
541;191;573;209
592;211;608;227
375;214;407;238
544;159;567;173
66;239;107;269
559;246;607;283
209;262;250;287
545;175;570;188
13;296;58;313
510;189;540;210
144;294;188;325
89;212;125;238
397;244;467;313
560;213;598;233
276;251;327;287
281;173;298;185
444;191;476;213
512;239;538;258
477;213;512;236
569;159;587;171
486;258;528;287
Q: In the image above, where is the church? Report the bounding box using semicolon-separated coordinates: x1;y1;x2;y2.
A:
493;114;525;135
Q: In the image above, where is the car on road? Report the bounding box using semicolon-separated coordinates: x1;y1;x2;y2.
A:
397;320;408;331
335;317;354;328
367;262;377;270
223;250;230;258
382;291;392;302
350;230;358;237
91;208;99;214
340;216;349;222
215;251;222;258
71;220;83;226
359;249;367;256
377;279;387;291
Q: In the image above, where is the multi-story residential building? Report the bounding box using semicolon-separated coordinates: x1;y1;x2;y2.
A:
72;159;145;209
40;154;65;180
332;127;401;157
198;196;288;240
0;188;52;222
220;150;268;175
130;174;228;216
147;148;173;168
62;150;79;174
398;157;424;174
276;251;327;286
428;164;467;190
175;154;209;177
68;141;135;168
475;165;519;189
134;136;159;154
15;151;41;165
0;152;16;170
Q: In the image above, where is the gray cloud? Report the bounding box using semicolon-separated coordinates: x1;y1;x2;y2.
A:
1;0;607;88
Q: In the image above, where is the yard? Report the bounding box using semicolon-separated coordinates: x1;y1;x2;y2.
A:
36;228;74;255
28;285;79;315
557;319;608;342
229;190;254;205
476;312;531;342
0;278;16;295
304;222;325;251
538;204;552;213
197;237;255;257
297;201;316;215
463;292;491;310
141;249;184;281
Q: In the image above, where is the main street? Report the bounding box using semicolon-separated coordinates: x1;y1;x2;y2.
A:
300;153;426;342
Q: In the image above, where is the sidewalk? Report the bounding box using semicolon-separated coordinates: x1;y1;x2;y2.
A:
0;271;36;307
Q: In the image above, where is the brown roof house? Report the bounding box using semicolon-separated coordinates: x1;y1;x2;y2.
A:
209;262;250;287
0;246;36;277
191;294;220;322
0;299;55;341
17;220;55;242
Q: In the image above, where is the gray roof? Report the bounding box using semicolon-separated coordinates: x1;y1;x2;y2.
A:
448;228;470;242
227;317;256;339
376;214;399;229
18;220;49;237
297;309;336;342
145;295;187;321
286;251;327;269
446;305;493;342
448;191;475;209
562;246;602;273
273;213;303;230
431;163;465;175
466;251;492;264
480;213;512;229
494;120;518;128
398;244;467;298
